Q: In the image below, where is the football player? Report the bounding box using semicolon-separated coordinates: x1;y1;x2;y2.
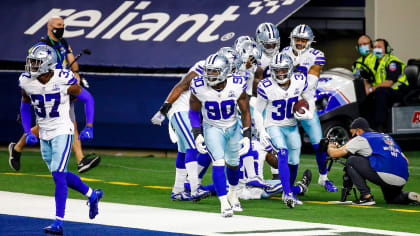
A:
151;59;212;202
281;24;338;192
189;53;251;217
254;53;313;208
19;44;103;235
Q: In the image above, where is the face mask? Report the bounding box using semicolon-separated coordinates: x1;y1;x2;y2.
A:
373;48;384;59
358;45;370;56
52;27;64;39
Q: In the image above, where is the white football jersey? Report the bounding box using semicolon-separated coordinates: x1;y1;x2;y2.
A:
190;74;247;129
260;52;278;82
257;73;308;127
168;60;205;120
19;69;76;140
281;46;325;80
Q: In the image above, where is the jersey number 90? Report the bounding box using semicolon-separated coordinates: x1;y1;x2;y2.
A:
205;100;235;120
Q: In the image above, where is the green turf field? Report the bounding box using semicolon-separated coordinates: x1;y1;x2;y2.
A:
1;150;419;234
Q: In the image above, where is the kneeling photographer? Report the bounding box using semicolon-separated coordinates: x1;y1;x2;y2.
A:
326;117;419;205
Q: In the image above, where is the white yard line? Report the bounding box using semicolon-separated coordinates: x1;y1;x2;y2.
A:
0;191;418;236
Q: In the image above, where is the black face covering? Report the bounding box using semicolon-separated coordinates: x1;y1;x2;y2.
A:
52;27;64;39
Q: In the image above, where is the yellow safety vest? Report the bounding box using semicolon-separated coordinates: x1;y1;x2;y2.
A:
373;54;408;90
352;53;376;74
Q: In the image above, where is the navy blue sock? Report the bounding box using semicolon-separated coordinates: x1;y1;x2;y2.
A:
176;152;186;169
253;151;259;176
226;166;239;186
277;149;291;194
52;172;68;220
292;185;302;195
212;165;227;196
184;182;191;192
288;164;299;187
314;144;327;175
197;153;211;179
185;149;197;164
66;172;89;195
201;184;216;195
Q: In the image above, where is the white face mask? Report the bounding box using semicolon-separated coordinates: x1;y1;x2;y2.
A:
373;48;384;59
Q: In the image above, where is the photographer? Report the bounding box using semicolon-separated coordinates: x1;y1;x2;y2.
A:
327;117;419;205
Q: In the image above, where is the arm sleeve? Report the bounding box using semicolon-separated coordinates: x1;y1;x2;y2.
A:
254;95;267;132
386;61;403;83
76;88;94;124
189;109;201;128
20;101;32;134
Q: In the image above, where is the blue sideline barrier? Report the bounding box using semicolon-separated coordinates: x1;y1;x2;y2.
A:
1;71;181;150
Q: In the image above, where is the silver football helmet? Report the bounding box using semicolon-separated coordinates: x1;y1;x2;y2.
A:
203;53;230;87
256;22;280;56
25;44;57;78
237;40;262;67
290;24;315;55
217;47;242;73
233;35;254;52
270;53;294;84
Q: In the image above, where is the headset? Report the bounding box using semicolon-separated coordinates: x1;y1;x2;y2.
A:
356;35;373;51
375;38;393;54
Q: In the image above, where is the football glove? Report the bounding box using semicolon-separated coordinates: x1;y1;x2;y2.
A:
151;111;166;126
25;132;38;146
294;107;313;120
259;130;273;152
238;137;251;156
79;126;93;141
194;134;207;154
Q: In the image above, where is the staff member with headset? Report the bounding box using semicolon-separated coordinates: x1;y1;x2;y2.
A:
352;35;375;77
8;16;100;173
361;39;409;131
327;117;419;205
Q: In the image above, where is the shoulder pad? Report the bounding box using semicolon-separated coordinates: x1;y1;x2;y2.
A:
55;69;77;85
18;72;32;88
190;76;206;95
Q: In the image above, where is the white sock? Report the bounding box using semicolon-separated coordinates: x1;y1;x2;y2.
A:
186;161;199;193
271;167;279;175
85;188;93;198
257;153;266;179
219;195;230;209
318;174;328;185
174;168;187;193
243;156;257;179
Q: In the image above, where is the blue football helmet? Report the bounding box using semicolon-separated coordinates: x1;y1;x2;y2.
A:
256;22;280;56
25;44;57;78
233;35;254;52
203;53;230;87
290;24;315;55
237;40;262;67
217;47;242;73
270;53;294;84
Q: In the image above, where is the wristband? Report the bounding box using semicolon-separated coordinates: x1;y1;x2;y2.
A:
159;102;172;116
191;127;202;140
243;127;251;139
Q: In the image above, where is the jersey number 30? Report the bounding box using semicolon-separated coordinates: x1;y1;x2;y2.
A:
272;96;298;120
31;93;61;118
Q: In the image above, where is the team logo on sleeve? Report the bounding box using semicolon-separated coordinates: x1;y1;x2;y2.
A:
389;62;397;72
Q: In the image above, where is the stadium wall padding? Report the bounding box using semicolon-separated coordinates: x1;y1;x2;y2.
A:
1;71;181;150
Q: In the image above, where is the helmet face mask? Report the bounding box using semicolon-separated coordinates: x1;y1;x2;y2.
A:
237;41;262;68
217;47;242;74
256;22;280;56
233;35;254;52
203;54;230;87
270;53;293;85
25;45;57;78
290;24;314;55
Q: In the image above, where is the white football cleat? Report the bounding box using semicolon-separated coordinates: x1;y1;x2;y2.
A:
282;192;295;208
227;189;243;212
221;207;234;217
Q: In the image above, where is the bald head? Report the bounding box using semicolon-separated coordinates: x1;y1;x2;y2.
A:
47;16;64;40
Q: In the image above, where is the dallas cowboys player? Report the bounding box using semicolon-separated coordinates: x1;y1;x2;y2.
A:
19;44;102;235
151;58;211;202
254;53;313;208
282;24;338;192
189;53;251;217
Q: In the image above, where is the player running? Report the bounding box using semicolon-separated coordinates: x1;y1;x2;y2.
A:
19;44;103;235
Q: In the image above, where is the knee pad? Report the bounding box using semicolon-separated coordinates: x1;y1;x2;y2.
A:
213;159;225;167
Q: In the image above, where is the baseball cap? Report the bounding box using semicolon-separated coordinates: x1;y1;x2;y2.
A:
350;117;374;132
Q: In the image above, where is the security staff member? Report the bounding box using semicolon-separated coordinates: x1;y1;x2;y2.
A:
327;117;419;205
362;39;409;131
352;35;375;78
